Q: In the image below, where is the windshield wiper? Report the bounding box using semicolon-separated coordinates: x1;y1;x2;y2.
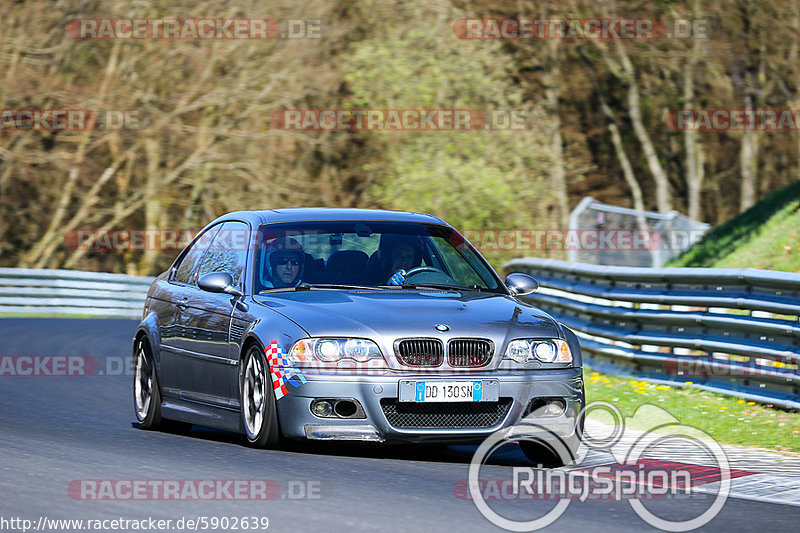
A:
259;284;381;294
399;283;483;292
300;283;382;291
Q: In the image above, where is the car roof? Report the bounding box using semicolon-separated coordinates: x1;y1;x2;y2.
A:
213;208;448;227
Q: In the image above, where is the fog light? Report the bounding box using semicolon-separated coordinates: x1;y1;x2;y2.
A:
311;400;333;417
524;398;566;418
545;400;566;416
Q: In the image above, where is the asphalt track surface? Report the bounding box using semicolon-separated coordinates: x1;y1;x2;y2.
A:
0;318;796;532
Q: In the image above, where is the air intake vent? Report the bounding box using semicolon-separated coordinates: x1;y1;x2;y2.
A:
448;338;494;367
229;323;246;344
381;398;512;428
395;338;444;367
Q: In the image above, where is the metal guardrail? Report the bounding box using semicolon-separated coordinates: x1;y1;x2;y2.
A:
504;258;800;410
0;268;153;319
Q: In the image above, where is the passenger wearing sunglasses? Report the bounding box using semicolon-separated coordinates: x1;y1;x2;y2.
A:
263;236;306;288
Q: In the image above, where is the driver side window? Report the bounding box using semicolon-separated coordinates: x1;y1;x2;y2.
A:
195;221;249;286
172;225;221;285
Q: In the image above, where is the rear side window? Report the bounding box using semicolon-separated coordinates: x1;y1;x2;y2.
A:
195;221;250;286
172;225;221;284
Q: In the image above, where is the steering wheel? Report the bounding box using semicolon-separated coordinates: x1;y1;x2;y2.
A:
386;266;450;285
403;266;442;280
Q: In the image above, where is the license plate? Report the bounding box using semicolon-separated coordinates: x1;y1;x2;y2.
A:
398;380;498;402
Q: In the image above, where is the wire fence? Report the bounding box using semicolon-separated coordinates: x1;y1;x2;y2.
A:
569;196;710;267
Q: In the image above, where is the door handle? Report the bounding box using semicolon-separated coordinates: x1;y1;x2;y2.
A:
178;298;189;310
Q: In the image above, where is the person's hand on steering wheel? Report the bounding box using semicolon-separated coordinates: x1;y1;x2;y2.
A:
388;266;443;285
387;269;406;285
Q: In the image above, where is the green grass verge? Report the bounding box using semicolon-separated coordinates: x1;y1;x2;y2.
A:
669;180;800;270
585;369;800;454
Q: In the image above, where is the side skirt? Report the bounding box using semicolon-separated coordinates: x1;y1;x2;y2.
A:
161;398;242;433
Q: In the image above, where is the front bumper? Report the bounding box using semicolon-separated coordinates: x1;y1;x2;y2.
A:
275;368;584;445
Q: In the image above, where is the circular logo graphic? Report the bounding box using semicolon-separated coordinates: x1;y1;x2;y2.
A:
434;324;450;332
467;403;732;532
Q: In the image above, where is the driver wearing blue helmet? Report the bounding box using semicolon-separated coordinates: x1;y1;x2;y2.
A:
262;236;305;289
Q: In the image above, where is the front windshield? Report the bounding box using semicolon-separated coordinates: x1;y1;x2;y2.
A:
254;221;504;293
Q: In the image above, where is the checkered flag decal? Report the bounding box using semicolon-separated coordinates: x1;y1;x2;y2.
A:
265;341;307;400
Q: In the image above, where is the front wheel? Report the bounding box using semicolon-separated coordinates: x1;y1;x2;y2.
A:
241;344;281;448
133;337;163;430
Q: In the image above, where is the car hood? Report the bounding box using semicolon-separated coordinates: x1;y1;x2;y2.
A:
252;289;561;340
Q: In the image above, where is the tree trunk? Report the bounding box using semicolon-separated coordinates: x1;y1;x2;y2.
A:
684;0;705;221
540;4;569;229
739;95;759;212
616;43;672;213
601;97;648;231
139;137;162;276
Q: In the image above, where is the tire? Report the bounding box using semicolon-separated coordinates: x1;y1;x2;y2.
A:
240;343;281;448
133;337;164;430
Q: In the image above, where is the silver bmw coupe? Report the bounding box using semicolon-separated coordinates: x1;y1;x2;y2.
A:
132;208;584;463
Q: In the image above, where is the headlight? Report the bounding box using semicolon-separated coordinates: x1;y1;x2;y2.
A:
506;340;532;363
504;339;572;364
289;338;384;365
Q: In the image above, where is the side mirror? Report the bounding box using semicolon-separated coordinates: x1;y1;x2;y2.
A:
505;273;538;296
198;272;244;298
